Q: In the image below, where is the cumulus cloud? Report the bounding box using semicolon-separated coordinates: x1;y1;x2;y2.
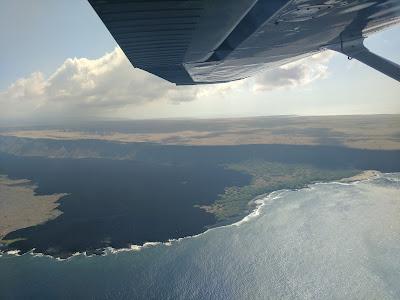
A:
0;48;333;121
251;51;334;91
0;48;201;120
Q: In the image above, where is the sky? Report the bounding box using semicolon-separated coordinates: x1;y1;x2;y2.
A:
0;0;399;124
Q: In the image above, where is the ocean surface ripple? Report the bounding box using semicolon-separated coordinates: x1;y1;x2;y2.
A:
1;172;399;299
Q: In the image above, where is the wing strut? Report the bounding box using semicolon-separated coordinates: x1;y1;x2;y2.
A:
333;38;400;82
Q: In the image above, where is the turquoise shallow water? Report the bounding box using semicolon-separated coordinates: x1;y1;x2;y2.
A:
1;173;399;300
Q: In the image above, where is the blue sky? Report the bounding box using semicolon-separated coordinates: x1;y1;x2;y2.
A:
0;0;399;122
0;0;114;89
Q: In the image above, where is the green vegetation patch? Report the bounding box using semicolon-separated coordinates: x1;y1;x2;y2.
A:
0;238;26;246
201;161;359;222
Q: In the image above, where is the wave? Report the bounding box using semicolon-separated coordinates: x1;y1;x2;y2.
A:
0;170;389;261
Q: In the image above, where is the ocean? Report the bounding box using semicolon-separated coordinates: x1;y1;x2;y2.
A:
0;153;250;257
0;172;399;299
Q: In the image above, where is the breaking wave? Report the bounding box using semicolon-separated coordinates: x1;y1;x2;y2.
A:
0;170;388;261
1;171;399;299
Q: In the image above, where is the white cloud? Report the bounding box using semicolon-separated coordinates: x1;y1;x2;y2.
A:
0;48;333;121
251;51;334;91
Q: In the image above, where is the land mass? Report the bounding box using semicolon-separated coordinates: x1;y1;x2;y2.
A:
1;115;399;150
201;161;360;223
0;176;66;245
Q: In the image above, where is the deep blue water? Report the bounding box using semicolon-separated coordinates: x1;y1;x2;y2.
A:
0;153;250;257
1;139;400;258
0;173;399;299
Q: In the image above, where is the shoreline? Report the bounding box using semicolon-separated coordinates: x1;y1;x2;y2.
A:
0;176;67;245
0;170;384;261
339;170;381;183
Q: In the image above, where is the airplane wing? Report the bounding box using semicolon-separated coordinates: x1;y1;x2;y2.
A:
88;0;400;85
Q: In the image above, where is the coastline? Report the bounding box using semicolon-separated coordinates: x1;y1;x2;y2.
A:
0;170;384;260
339;170;381;183
0;176;66;245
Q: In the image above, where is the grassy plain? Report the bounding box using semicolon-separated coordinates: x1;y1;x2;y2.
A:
199;161;359;222
1;115;399;150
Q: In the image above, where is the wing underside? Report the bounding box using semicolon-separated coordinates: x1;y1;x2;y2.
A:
88;0;205;85
88;0;400;85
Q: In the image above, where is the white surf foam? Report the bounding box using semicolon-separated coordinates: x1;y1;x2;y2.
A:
0;170;387;261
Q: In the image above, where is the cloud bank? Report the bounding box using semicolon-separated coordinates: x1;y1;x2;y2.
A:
0;47;333;121
252;52;334;91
